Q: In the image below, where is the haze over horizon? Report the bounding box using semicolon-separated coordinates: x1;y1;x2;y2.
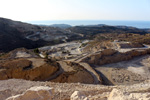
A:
0;0;150;22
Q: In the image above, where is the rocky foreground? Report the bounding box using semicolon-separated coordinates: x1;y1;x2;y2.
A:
0;79;150;100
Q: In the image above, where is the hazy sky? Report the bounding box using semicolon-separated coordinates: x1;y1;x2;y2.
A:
0;0;150;21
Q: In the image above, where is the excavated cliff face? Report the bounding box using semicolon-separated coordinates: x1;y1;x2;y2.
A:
0;58;59;81
82;49;150;65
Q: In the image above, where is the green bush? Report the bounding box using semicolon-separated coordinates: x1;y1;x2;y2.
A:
33;48;39;53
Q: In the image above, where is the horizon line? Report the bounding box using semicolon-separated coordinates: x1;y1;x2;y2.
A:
26;19;150;22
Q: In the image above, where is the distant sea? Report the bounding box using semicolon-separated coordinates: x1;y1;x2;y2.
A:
28;20;150;29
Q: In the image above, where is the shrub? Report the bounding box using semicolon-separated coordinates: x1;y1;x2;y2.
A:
34;48;39;54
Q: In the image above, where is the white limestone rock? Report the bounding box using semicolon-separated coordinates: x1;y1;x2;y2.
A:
108;88;150;100
71;91;89;100
6;86;54;100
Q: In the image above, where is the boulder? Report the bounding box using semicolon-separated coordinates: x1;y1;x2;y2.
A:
108;88;150;100
71;91;89;100
108;88;127;100
6;86;54;100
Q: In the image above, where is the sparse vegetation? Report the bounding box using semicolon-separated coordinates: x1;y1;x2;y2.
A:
33;48;39;54
79;43;88;48
62;50;70;54
0;53;5;57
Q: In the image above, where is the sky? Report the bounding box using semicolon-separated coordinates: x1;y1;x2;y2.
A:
0;0;150;21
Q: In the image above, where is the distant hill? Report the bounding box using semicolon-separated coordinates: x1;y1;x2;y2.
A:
67;25;147;39
142;28;150;33
50;24;72;29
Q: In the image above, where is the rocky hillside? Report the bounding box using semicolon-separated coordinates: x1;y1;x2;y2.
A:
0;18;36;52
0;17;81;52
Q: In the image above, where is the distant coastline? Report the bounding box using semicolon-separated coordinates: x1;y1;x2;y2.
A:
27;20;150;29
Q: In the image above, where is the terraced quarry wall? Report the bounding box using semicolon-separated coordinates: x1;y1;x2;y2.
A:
81;49;150;65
